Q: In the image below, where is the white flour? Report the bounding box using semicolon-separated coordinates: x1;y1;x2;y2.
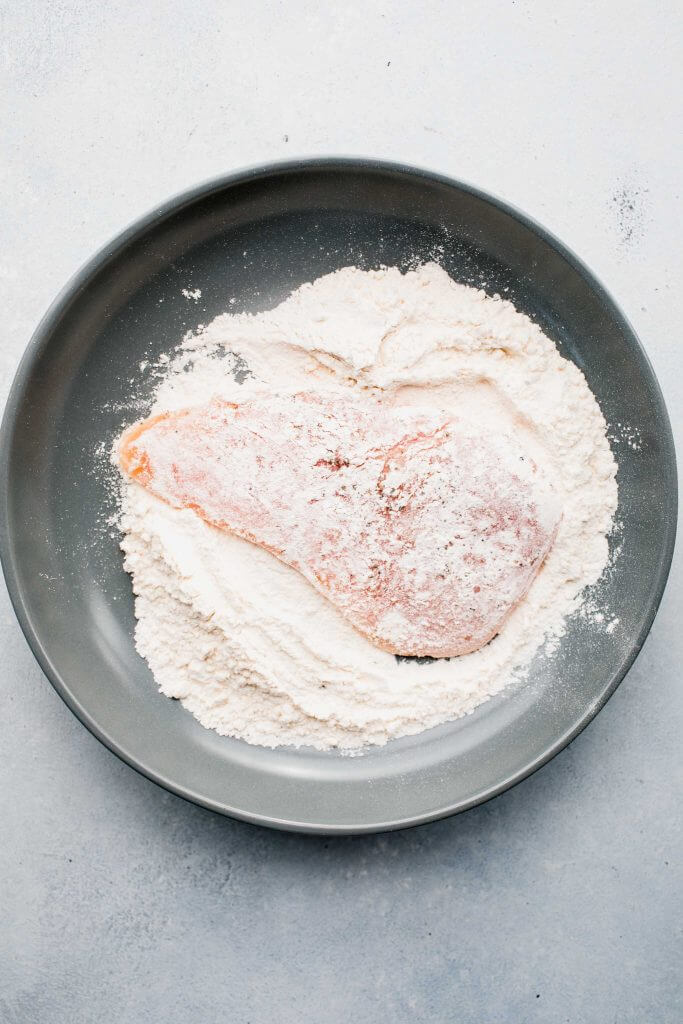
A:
118;263;618;751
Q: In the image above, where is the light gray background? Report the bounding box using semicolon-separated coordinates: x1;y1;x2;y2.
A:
1;3;681;1022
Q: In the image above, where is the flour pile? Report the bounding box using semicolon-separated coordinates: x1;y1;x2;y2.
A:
117;264;618;750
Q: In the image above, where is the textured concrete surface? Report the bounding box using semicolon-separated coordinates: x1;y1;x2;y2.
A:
1;3;682;1022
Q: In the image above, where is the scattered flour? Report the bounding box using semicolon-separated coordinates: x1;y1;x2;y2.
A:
117;263;618;751
610;421;643;451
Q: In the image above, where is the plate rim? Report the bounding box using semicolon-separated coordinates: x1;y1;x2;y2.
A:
0;157;677;834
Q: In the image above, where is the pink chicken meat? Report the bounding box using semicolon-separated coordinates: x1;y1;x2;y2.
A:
118;391;561;658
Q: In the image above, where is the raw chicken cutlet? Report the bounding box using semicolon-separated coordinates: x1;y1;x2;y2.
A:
118;391;561;657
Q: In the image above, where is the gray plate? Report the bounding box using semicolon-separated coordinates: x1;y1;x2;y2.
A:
0;160;677;834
